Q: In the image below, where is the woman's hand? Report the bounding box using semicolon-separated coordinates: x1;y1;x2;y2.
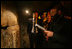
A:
44;31;54;37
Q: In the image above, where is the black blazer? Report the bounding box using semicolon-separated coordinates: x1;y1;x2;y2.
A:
47;15;71;48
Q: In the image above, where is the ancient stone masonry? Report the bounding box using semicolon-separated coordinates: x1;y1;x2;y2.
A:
1;10;20;48
20;24;30;48
1;29;13;48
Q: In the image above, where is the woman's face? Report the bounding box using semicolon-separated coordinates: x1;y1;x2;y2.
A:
50;9;57;16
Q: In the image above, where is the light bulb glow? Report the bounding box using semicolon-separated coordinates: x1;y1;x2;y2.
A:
25;10;29;14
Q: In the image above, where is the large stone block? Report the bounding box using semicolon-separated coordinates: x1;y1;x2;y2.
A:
1;9;20;48
1;10;18;27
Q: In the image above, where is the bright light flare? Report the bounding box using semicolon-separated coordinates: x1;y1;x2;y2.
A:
25;10;29;14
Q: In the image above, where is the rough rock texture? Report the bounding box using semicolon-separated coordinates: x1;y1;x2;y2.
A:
1;9;20;48
1;2;30;48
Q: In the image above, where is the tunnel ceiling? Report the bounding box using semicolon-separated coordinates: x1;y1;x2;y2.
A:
1;1;71;21
1;1;71;12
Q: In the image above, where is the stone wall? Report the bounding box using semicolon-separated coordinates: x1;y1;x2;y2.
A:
1;4;20;48
1;1;30;48
20;23;30;48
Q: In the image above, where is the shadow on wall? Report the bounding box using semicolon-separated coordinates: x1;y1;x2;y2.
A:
20;23;30;48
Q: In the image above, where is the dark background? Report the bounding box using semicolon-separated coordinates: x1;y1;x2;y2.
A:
2;1;71;21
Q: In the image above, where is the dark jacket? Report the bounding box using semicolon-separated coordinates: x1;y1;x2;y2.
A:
46;15;71;48
27;18;44;48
